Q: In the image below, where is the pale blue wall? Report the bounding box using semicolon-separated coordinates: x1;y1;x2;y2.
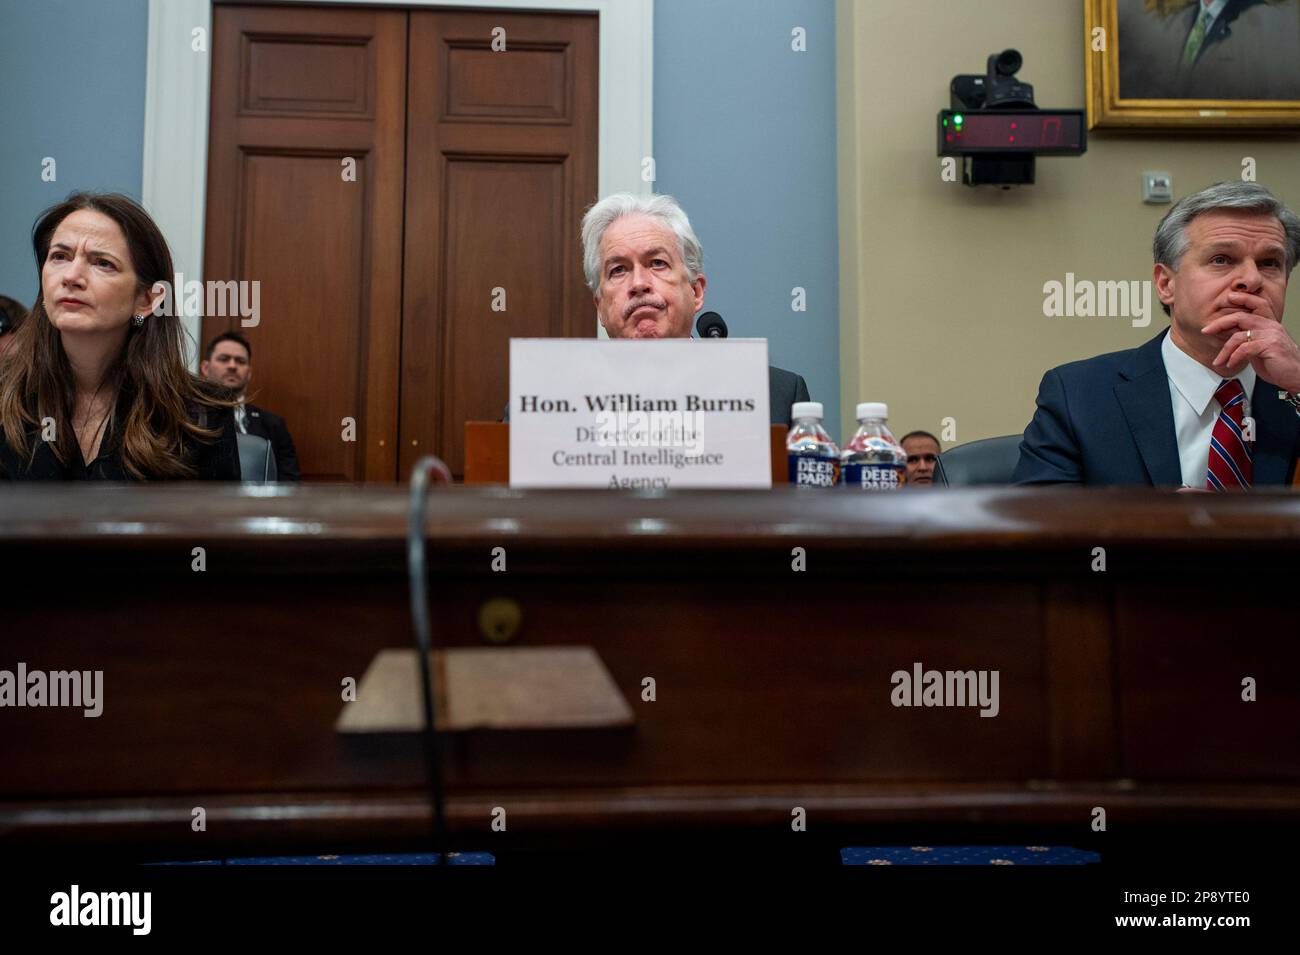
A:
0;0;841;432
0;0;149;309
655;0;841;436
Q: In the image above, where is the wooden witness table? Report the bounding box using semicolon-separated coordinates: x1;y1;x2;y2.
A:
1;484;1298;858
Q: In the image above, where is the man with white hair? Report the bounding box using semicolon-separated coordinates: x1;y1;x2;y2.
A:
1015;181;1300;487
581;192;810;425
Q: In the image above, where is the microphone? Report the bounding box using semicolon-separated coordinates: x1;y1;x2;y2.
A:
696;311;727;338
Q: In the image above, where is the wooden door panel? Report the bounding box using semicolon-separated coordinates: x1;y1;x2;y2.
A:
438;159;567;471
242;37;373;115
237;153;365;481
400;10;598;479
204;5;406;482
206;6;598;482
444;45;570;119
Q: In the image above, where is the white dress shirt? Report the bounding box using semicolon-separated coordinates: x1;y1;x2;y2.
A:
1197;0;1228;36
1162;331;1255;488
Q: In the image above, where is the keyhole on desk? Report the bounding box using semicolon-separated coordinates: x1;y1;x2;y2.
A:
478;598;522;644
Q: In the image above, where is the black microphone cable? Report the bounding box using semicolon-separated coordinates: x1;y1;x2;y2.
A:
407;455;453;863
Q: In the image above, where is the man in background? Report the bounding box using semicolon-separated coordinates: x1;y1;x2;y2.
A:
201;331;301;481
900;430;942;486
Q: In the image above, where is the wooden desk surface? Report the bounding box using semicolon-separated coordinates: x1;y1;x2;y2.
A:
4;482;1300;549
1;485;1297;854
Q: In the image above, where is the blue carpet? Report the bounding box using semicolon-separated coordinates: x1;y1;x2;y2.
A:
150;852;494;865
841;846;1100;865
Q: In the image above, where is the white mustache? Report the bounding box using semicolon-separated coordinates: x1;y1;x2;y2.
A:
625;298;666;318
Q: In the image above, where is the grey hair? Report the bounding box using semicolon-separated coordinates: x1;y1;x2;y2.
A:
581;193;703;294
1153;181;1300;315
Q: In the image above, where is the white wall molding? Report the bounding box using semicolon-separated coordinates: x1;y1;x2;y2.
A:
143;0;654;361
142;0;214;364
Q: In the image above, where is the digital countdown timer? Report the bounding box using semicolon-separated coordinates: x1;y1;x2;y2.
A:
937;110;1086;155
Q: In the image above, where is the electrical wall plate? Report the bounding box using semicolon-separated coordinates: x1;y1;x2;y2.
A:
1143;172;1173;204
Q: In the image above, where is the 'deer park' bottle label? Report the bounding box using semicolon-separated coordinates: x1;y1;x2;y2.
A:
841;402;906;491
785;401;841;488
842;459;904;489
791;453;841;488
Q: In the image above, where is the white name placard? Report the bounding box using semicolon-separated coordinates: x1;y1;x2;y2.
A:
509;338;771;489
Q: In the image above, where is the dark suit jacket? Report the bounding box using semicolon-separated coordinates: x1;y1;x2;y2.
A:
1013;328;1300;486
1;394;239;481
244;403;301;482
1117;0;1300;101
768;365;811;427
504;364;811;426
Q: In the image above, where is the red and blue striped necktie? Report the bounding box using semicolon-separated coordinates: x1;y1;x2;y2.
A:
1205;378;1252;490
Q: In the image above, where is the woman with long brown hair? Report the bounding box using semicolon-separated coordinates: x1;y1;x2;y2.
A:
0;294;26;356
0;193;238;480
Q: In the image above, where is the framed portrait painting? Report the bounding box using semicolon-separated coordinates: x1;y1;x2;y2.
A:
1086;0;1300;128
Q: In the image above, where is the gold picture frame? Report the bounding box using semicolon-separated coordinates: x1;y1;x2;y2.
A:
1086;0;1300;129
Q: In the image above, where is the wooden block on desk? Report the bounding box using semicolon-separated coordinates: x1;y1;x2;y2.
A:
769;424;785;484
335;646;635;733
464;421;508;485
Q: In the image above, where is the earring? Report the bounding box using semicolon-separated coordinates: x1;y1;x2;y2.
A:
132;313;145;327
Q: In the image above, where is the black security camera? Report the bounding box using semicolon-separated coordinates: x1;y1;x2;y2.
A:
983;49;1034;109
989;49;1022;77
940;48;1085;187
950;48;1035;111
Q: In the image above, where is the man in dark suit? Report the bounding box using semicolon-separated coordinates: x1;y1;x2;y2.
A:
582;192;810;425
200;332;301;481
1015;181;1300;487
1117;0;1300;102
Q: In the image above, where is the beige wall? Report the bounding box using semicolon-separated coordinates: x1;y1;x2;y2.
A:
836;0;1300;447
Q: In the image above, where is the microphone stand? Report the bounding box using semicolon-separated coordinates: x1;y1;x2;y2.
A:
407;456;453;863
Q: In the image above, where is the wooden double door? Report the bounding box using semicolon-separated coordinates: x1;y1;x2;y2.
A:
203;4;597;480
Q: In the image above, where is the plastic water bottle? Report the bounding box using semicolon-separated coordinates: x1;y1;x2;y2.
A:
841;402;906;490
787;401;840;487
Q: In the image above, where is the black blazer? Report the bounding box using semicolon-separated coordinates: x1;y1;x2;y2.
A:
768;365;811;427
1014;327;1300;486
1188;0;1262;67
243;403;301;482
0;393;240;481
